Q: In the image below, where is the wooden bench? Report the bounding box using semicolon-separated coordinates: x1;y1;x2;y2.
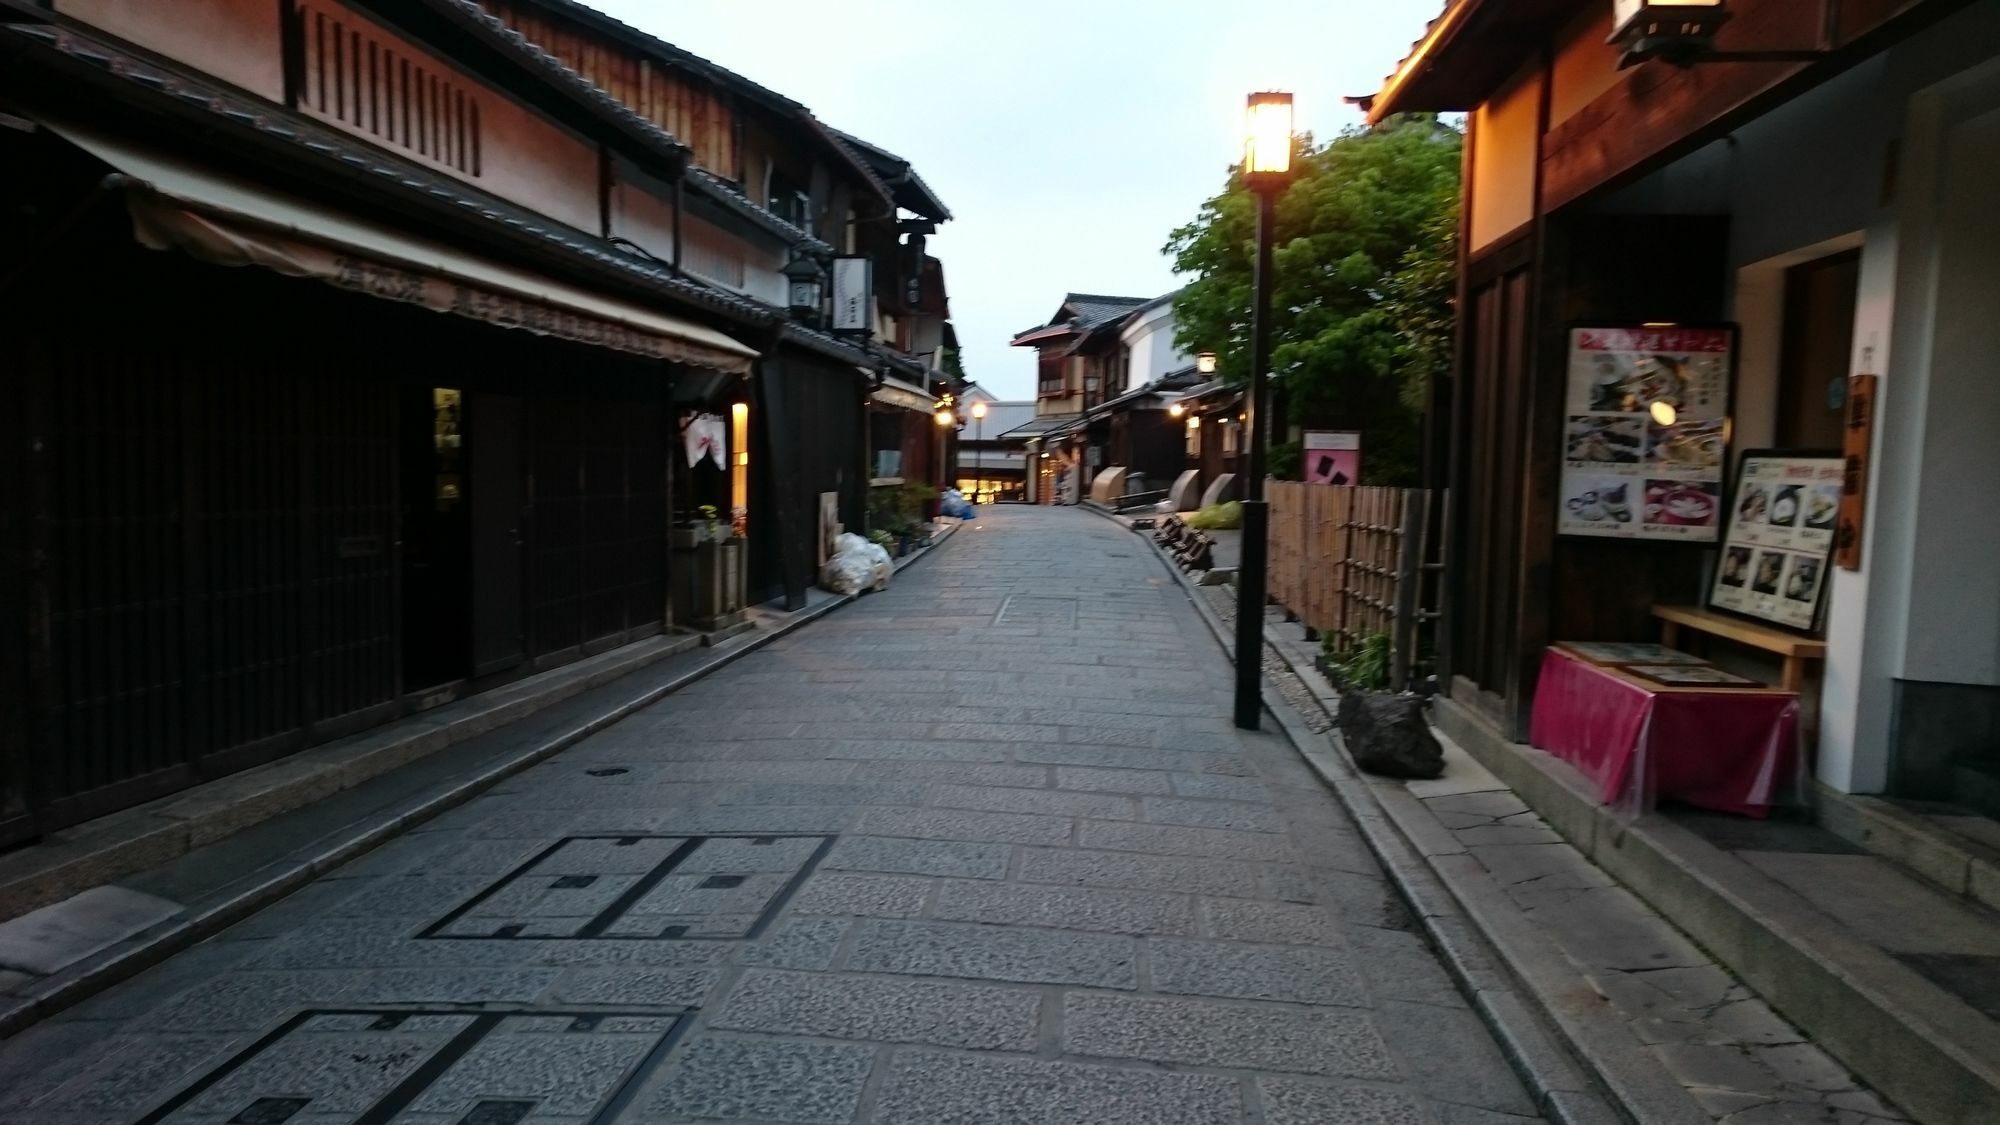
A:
1651;605;1826;693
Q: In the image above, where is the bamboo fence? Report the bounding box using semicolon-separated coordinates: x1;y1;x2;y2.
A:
1264;482;1437;690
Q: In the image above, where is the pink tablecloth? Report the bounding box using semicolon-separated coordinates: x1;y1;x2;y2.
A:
1527;648;1800;818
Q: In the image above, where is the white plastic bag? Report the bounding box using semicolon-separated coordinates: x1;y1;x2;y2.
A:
822;532;892;593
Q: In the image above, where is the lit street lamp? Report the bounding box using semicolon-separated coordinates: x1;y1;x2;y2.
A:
970;401;988;502
1235;90;1293;731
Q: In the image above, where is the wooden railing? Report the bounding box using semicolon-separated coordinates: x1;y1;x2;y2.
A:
1266;482;1441;691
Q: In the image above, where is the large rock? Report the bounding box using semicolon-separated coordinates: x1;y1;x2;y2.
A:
1336;693;1444;779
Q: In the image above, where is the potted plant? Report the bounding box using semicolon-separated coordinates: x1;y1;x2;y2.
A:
697;504;727;543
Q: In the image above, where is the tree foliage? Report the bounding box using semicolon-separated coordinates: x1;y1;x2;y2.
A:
1164;115;1461;485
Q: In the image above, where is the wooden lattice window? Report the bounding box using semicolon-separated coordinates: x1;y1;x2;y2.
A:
300;5;482;176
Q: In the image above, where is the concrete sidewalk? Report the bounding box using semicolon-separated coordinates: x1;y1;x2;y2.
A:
0;505;1546;1125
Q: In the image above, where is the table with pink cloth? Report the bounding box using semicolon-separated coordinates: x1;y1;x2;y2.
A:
1527;647;1801;818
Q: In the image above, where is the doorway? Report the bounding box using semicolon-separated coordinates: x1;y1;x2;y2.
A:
401;386;472;693
1777;250;1860;450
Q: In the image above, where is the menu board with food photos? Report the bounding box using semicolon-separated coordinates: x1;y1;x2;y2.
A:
1559;326;1733;542
1709;451;1843;632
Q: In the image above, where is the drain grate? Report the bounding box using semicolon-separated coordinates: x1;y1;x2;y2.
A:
421;834;834;940
139;1007;689;1125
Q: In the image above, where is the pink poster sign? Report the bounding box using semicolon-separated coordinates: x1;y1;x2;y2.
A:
1304;431;1361;485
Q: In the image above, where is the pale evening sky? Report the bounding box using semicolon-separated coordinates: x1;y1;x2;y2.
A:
586;0;1442;400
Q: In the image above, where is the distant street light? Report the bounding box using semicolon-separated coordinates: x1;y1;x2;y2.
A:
1197;352;1218;375
1169;402;1186;419
970;402;988;502
1235;90;1294;731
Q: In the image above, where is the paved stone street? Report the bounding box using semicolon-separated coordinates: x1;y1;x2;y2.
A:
0;505;1541;1125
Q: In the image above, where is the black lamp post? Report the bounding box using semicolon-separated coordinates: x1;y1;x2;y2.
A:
1234;90;1294;731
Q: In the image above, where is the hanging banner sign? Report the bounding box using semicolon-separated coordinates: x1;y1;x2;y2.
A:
831;256;874;333
1836;373;1877;570
1558;325;1734;542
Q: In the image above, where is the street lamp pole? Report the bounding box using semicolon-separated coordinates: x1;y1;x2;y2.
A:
971;400;988;502
1235;91;1293;731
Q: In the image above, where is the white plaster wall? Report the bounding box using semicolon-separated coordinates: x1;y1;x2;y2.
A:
1119;301;1189;393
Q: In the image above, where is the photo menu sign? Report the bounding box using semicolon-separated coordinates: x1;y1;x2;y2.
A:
1559;325;1733;543
1709;451;1843;632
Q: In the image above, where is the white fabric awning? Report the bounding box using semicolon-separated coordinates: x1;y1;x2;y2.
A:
870;377;936;412
48;121;759;375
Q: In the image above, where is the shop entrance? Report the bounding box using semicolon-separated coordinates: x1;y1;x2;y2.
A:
1777;250;1860;450
401;386;473;694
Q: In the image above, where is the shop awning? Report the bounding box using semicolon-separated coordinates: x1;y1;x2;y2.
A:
870;377;936;412
48;121;759;375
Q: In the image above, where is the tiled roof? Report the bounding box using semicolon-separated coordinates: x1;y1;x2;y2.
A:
827;126;951;222
1064;293;1152;327
685;167;831;253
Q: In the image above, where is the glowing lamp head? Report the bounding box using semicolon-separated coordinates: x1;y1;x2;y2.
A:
934;408;955;427
1169;403;1186;419
1196;352;1218;375
971;401;987;420
1244;92;1294;186
1649;400;1679;426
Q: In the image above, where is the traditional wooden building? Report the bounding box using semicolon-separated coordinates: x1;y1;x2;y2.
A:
0;0;955;845
1369;0;1998;808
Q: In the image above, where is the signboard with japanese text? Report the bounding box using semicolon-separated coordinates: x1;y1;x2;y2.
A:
1302;431;1361;485
1836;374;1877;570
1709;450;1843;632
831;257;873;333
1559;325;1734;542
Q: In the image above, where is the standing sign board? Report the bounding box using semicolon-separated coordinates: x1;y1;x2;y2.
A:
1709;451;1843;631
1559;325;1733;542
831;257;873;333
1303;431;1361;485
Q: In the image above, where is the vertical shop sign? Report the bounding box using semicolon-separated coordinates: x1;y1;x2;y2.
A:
1836;373;1877;570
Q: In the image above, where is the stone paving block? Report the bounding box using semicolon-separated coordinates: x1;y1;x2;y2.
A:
932;879;1197;935
1014;744;1207;773
148;970;362;1031
1079;819;1297;861
848;919;1138;987
1200;898;1346;946
823;835;1011;879
790;872;933;918
825;738;1016;763
732;917;850;971
1061;725;1158;747
930;783;1139;820
403;1027;666;1119
546;967;719;1007
1260;1079;1437;1125
1142;796;1287;833
1054;767;1175;795
1276;867;1418;931
873;1049;1243;1125
1524;885;1711;972
851;761;1053;789
1017;846;1261;898
859;806;1074;846
17;1031;240;1117
1063;992;1397;1078
716;781;928;807
932;722;1066;742
1150;937;1369;1006
1343;925;1470;1008
712;969;1040;1050
644;1036;875;1124
321;874;495;919
1372;999;1540;1118
1170;772;1271;802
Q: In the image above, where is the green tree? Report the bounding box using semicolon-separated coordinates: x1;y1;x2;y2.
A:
1164;115;1461;485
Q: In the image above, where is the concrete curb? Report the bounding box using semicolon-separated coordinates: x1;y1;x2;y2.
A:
0;523;962;1040
1128;521;1629;1125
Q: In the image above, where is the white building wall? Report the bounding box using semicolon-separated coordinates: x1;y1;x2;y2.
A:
1119;299;1190;394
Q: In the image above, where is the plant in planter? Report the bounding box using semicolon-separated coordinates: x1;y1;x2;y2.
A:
1325;631;1443;780
697;504;726;542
